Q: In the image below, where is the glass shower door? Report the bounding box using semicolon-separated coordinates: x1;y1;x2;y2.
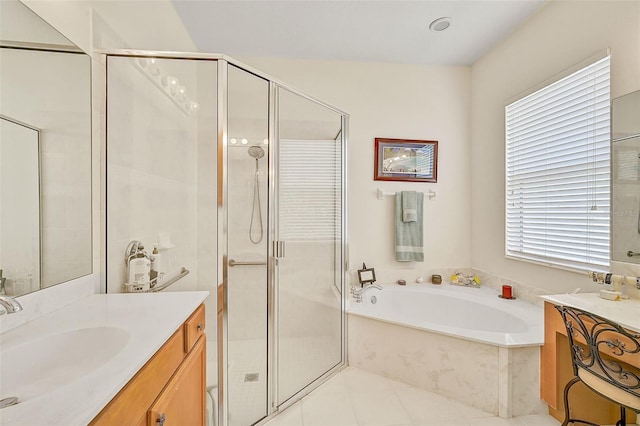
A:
274;87;344;405
225;64;270;426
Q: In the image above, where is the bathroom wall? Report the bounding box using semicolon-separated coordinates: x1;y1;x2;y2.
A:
470;0;640;295
239;57;472;282
22;0;197;56
19;0;640;301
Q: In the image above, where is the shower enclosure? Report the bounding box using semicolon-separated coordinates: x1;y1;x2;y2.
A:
103;51;347;426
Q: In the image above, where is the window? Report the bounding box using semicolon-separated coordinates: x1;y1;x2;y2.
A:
279;139;342;241
505;56;610;271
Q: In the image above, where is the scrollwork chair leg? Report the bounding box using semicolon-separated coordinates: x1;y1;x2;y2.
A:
615;405;626;426
562;377;580;426
561;376;603;426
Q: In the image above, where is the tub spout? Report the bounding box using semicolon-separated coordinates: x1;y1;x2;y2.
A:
352;284;382;303
0;295;23;315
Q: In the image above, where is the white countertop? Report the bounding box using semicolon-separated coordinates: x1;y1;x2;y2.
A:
540;293;640;332
0;291;209;425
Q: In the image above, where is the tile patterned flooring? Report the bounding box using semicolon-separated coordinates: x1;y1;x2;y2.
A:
264;367;561;426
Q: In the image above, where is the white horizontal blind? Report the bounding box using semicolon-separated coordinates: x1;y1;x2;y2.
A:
505;56;610;271
279;139;341;241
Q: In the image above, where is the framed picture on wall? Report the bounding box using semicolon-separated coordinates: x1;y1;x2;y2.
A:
374;138;438;182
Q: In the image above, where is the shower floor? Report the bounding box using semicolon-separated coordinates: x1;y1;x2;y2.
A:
207;335;340;426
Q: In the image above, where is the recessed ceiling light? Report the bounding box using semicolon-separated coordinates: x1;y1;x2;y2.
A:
429;17;452;32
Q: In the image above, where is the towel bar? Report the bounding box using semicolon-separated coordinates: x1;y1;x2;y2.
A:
376;188;436;200
151;267;189;292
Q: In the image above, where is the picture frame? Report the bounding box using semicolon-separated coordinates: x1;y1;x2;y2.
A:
357;265;376;286
374;138;438;182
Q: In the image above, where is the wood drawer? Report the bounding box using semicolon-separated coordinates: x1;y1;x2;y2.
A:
184;304;205;353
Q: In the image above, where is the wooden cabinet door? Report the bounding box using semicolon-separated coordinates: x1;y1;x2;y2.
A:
90;328;185;426
148;336;206;426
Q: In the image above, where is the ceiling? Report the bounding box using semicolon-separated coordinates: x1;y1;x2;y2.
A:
172;0;548;66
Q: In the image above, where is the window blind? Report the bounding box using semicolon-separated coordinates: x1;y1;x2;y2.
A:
279;139;342;241
505;56;610;271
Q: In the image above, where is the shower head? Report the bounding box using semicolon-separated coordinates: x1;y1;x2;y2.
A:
248;145;265;160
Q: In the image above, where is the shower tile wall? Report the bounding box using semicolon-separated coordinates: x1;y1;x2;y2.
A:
227;145;268;341
106;57;218;339
226;134;269;426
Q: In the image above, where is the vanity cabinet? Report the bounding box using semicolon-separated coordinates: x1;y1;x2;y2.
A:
90;304;206;426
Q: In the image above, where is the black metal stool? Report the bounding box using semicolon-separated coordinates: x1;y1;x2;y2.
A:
555;305;640;426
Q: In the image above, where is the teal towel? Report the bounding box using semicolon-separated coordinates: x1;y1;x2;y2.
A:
401;191;417;222
395;192;424;262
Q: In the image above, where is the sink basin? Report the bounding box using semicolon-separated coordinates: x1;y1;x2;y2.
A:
0;327;130;402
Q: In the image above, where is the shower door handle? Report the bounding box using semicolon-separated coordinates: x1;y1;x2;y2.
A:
273;240;286;258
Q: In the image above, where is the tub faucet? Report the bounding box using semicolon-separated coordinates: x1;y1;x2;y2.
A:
352;284;382;303
0;295;23;315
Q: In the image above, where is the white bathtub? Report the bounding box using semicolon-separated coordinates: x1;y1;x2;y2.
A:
347;284;546;418
347;283;543;347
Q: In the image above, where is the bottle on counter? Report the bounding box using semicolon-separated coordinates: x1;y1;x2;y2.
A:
150;243;162;286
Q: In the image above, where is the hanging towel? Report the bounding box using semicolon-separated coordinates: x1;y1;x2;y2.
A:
401;191;418;222
395;192;424;262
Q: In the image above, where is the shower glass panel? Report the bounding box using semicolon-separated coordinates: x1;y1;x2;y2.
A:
226;64;270;426
275;87;344;405
105;55;219;406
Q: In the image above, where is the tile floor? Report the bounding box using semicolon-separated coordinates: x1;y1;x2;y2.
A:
264;367;561;426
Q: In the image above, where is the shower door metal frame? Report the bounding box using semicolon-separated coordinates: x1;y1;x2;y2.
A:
98;49;349;426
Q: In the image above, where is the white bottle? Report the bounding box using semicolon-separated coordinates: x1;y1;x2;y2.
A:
128;256;150;285
150;244;161;284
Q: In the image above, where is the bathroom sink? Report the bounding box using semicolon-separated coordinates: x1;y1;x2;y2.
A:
0;326;130;403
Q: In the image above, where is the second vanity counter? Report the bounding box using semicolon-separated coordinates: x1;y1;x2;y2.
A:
540;292;640;332
0;291;209;425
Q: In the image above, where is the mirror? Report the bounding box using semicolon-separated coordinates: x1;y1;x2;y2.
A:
0;0;92;296
611;90;640;264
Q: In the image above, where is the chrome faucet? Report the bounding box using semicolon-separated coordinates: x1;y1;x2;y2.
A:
351;284;383;303
0;295;23;315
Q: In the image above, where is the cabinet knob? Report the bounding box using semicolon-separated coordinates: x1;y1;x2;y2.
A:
157;413;166;426
197;323;204;331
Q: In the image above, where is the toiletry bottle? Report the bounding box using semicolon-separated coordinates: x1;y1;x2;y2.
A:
128;249;150;287
150;243;161;285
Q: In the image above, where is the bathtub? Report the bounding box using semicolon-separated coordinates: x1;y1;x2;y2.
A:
347;283;543;347
347;284;546;418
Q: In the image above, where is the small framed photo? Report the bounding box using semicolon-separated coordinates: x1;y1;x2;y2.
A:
374;138;438;183
358;266;376;286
